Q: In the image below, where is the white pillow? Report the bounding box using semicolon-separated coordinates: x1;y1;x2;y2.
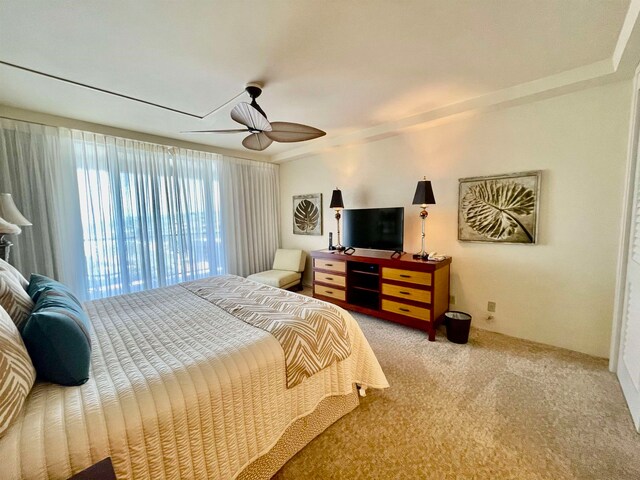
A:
0;273;33;329
0;259;28;290
0;305;36;437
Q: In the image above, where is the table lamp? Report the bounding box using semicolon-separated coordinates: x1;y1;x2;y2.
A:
330;188;345;251
411;178;436;260
0;193;31;262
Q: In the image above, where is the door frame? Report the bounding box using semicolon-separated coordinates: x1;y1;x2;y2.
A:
611;64;640;372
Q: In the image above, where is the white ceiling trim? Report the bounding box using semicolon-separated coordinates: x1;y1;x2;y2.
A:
614;0;640;70
273;2;640;163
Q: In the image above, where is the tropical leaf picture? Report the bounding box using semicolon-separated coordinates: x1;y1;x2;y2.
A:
458;171;540;244
293;194;322;235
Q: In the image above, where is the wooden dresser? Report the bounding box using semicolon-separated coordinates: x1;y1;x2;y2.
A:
311;249;451;341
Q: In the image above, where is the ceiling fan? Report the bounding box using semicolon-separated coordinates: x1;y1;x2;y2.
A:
183;83;326;151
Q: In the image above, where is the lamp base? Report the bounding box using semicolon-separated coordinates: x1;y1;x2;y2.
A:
0;236;13;262
412;252;429;260
334;244;346;252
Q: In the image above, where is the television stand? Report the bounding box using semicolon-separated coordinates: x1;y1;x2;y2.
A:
311;249;451;341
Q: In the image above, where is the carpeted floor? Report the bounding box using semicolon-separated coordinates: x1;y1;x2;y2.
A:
273;309;640;479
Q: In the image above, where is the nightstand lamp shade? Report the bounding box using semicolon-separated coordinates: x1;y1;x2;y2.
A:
329;188;345;251
0;217;21;235
0;194;31;226
0;193;31;262
412;178;436;260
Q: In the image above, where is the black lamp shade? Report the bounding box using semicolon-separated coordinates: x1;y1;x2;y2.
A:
330;189;344;209
412;180;436;205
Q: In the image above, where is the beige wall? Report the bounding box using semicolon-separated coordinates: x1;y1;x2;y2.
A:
280;80;632;358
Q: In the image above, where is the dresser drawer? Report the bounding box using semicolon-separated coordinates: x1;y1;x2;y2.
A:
382;283;431;304
382;267;431;286
314;258;346;273
315;284;346;301
382;299;430;321
314;271;346;287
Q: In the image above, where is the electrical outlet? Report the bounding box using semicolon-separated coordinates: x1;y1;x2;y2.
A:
449;295;456;305
487;301;496;312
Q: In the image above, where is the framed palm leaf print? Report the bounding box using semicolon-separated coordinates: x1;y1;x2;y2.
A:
458;171;541;244
293;193;322;235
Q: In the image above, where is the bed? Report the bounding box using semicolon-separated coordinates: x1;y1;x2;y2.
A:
0;275;388;479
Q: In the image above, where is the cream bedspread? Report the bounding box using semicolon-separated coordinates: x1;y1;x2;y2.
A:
0;277;388;480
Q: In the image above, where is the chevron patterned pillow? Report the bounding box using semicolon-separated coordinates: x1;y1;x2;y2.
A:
0;259;29;290
0;305;36;437
0;273;34;329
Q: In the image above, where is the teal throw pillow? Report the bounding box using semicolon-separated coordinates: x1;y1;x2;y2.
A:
27;273;81;305
21;289;92;386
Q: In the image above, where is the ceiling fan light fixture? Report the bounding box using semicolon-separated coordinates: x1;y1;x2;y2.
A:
184;84;325;150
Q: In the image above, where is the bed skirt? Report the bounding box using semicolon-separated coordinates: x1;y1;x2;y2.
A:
237;388;360;479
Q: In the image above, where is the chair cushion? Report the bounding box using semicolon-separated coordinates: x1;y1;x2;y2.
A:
247;270;302;288
0;305;36;438
272;249;306;273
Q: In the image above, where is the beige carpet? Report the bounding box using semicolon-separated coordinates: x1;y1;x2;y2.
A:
273;310;640;479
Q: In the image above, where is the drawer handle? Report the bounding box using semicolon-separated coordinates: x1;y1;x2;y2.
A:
400;274;411;278
326;263;333;267
326;277;334;281
399;291;410;295
399;307;410;312
326;290;333;294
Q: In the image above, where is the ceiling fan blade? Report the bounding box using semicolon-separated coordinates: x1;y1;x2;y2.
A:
181;128;249;134
242;132;274;151
264;122;326;143
231;102;272;132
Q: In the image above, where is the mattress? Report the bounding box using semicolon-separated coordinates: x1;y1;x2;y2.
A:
0;276;388;479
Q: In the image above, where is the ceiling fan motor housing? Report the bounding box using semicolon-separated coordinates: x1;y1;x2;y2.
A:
245;83;263;99
245;83;267;118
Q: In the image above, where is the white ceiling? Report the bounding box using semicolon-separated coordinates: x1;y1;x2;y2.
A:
0;0;634;159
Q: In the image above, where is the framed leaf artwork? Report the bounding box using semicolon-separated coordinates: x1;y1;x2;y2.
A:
458;171;541;244
293;193;322;235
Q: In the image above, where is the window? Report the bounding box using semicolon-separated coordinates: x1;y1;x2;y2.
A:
74;135;225;299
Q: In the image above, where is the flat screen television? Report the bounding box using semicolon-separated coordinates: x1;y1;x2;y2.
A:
342;207;404;251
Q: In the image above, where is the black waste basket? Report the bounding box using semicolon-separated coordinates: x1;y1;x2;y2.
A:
445;311;472;344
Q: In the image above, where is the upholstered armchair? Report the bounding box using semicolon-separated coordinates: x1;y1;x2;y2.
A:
247;249;306;290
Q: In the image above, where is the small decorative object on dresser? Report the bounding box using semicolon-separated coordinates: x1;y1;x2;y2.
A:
293;193;322;235
312;249;451;341
0;193;31;262
458;171;541;244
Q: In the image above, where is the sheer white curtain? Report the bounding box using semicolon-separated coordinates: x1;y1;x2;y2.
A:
72;132;230;299
0;119;87;296
0;118;280;300
219;156;280;277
